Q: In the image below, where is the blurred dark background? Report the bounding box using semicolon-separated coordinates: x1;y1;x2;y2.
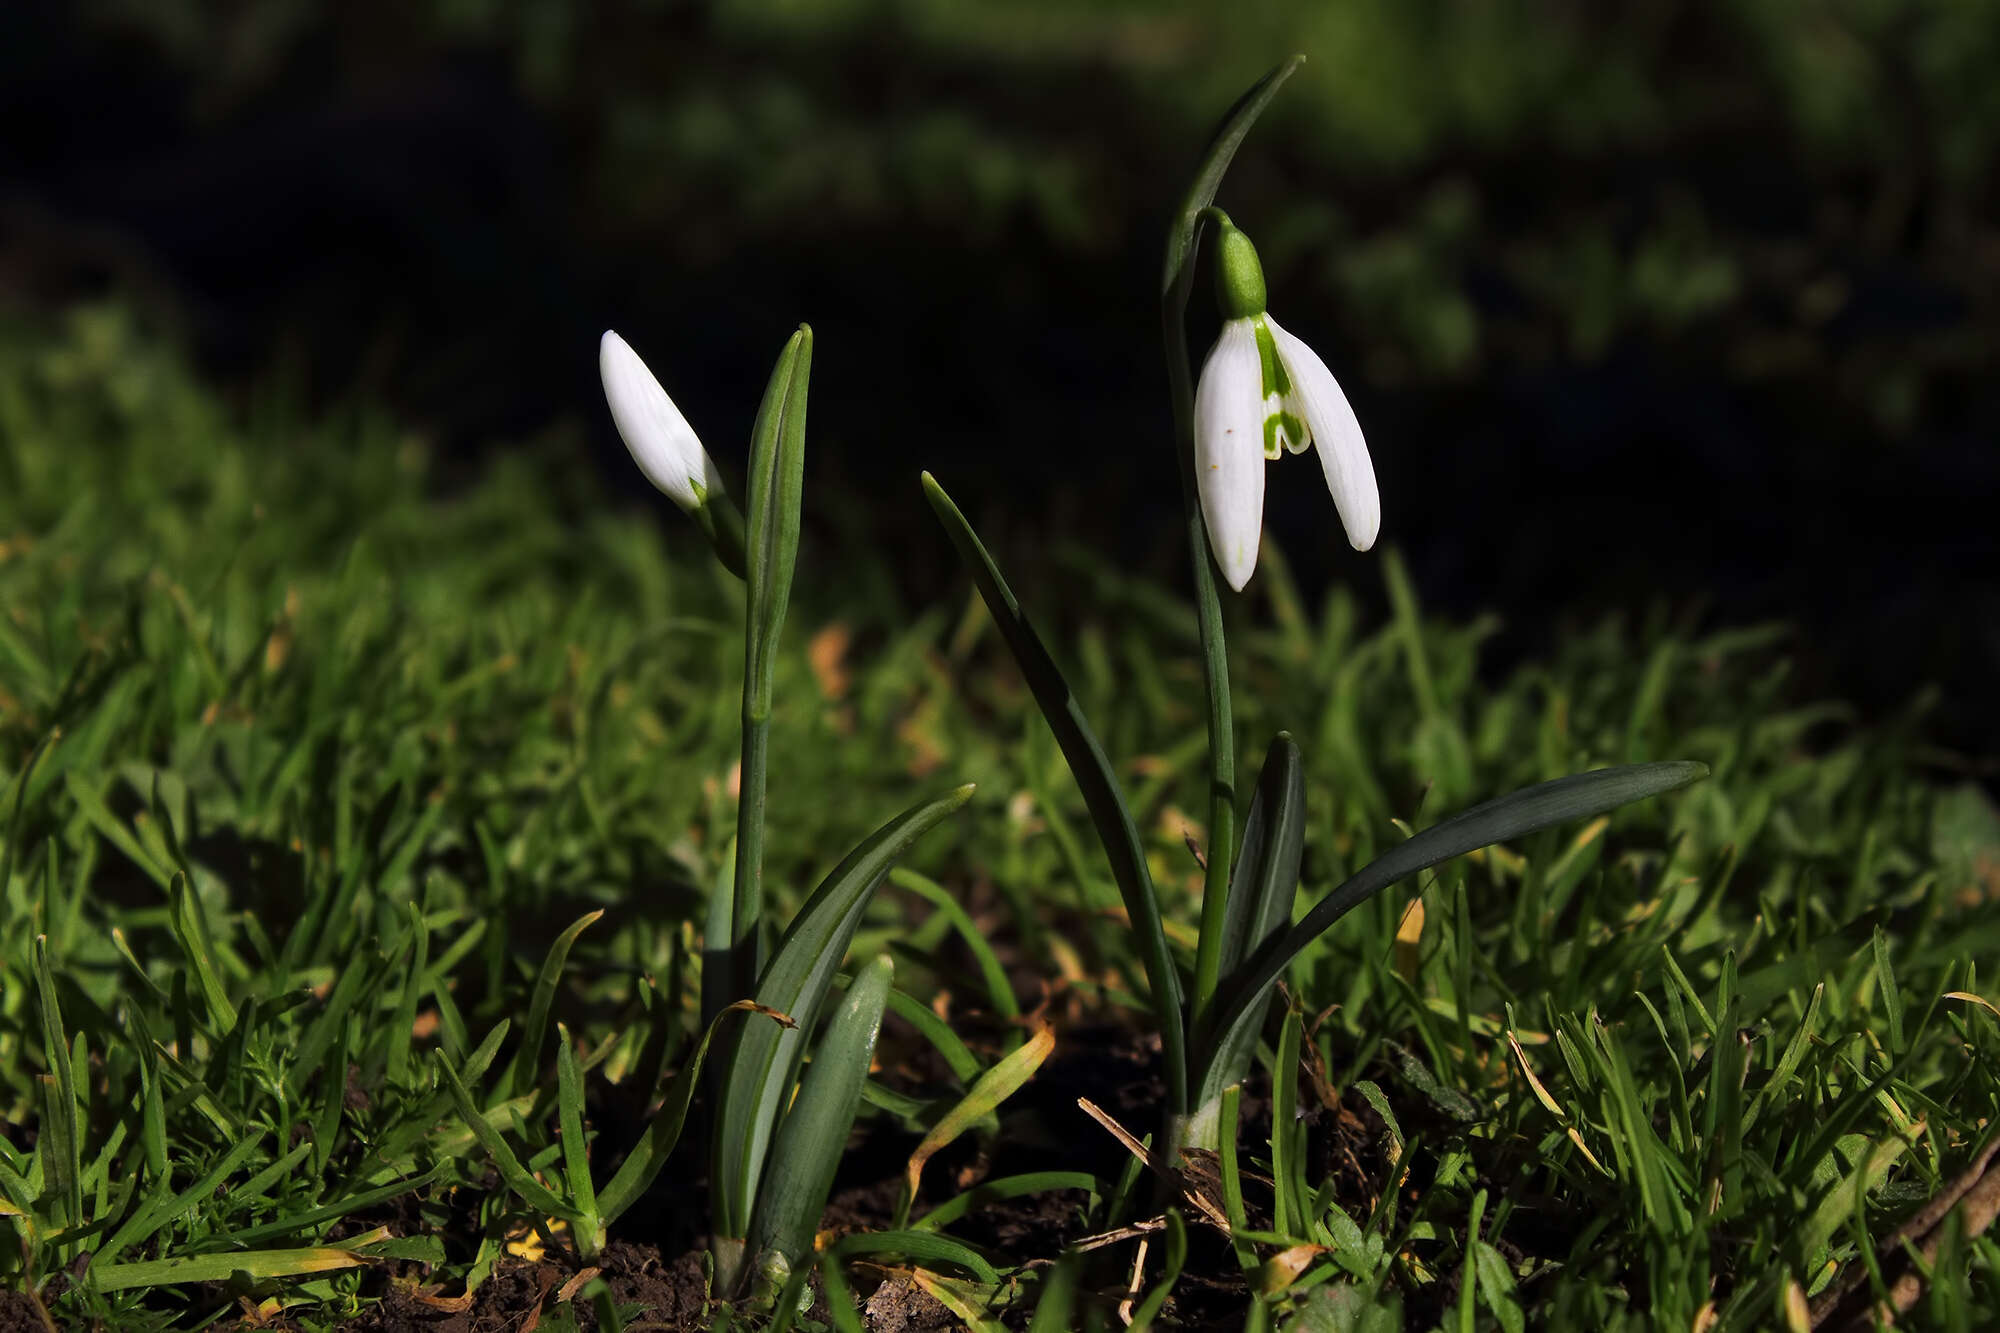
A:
3;0;1995;760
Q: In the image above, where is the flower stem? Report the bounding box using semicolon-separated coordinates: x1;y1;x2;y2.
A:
1160;53;1303;1099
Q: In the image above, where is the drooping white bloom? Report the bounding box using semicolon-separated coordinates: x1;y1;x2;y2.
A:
599;330;726;513
1193;220;1379;592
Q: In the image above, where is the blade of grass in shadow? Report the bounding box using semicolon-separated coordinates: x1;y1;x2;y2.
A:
922;471;1186;1120
712;783;975;1285
822;1252;867;1333
1162;54;1305;1031
1196;762;1708;1118
895;1023;1055;1227
167;872;237;1034
506;908;602;1099
750;955;893;1276
890;868;1020;1032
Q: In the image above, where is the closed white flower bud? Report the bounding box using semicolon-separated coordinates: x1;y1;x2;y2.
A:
599;330;726;513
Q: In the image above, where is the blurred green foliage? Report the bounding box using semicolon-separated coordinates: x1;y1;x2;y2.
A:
81;0;2000;417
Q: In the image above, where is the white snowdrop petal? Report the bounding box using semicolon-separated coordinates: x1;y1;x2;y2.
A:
1193;318;1269;591
1266;316;1379;552
599;330;720;512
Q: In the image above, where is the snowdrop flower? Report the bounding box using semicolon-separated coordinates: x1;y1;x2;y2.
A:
601;329;747;575
1193;213;1379;591
600;329;727;513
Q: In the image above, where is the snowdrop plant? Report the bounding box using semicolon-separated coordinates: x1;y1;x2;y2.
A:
925;55;1707;1160
443;327;972;1298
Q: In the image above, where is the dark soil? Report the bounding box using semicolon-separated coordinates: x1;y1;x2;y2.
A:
0;1288;55;1333
347;1242;708;1332
317;1013;1398;1331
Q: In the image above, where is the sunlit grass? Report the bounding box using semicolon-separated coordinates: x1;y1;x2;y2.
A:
2;307;1996;1329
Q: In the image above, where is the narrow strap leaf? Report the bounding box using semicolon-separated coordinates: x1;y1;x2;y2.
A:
1195;735;1307;1128
1162;55;1306;302
922;471;1188;1117
749;955;894;1273
712;783;974;1244
1218;733;1306;980
731;325;815;1005
578;998;786;1226
1198;762;1707;1113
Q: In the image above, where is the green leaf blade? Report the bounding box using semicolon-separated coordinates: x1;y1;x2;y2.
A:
1199;762;1707;1113
712;783;974;1248
922;471;1188;1116
750;954;894;1275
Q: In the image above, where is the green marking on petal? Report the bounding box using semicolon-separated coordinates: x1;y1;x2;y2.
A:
690;478;710;505
1263;410;1306;460
1254;320;1293;400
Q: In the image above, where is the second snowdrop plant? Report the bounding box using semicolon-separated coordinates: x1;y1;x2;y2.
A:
1193;210;1379;592
923;54;1706;1165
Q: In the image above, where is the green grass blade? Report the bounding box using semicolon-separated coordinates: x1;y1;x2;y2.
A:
829;1229;1001;1285
712;783;973;1250
433;1050;574;1223
822;1251;867;1333
897;1023;1055;1227
555;1022;600;1254
883;985;983;1084
508;908;602;1098
32;936;82;1233
93;1131;265;1270
168;871;238;1033
890;868;1019;1025
90;1245;371;1293
216;1166;445;1247
1199;762;1707;1114
922;471;1187;1118
384;901;429;1087
750;954;894;1275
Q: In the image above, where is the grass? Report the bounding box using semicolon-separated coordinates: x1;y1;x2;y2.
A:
2;303;1998;1330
